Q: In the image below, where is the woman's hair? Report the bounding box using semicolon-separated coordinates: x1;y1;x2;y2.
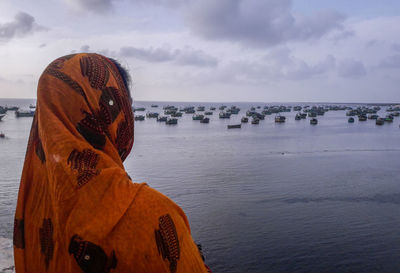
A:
108;58;132;99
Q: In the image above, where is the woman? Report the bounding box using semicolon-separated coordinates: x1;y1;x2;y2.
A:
13;53;211;273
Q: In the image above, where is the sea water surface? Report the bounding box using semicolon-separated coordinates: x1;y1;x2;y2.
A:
1;99;400;273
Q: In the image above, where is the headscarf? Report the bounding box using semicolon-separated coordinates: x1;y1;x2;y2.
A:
13;53;210;273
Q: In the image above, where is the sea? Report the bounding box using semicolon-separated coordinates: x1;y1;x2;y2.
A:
1;98;400;273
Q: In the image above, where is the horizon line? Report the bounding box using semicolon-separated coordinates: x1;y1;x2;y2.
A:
0;97;399;106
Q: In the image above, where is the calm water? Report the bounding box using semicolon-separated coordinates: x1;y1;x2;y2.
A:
1;99;400;272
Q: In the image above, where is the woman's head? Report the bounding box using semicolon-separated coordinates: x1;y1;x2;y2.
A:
35;53;134;164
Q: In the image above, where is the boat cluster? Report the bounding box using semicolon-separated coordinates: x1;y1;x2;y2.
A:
0;105;36;121
132;103;400;128
345;106;398;125
1;102;399;130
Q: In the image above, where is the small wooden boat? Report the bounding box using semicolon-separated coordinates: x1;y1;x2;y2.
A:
274;115;286;123
348;117;355;123
227;124;241;129
0;114;5;121
6;106;19;111
241;117;249;123
310;118;318;125
376;118;384;125
134;115;145;121
204;111;213;115
166;118;178;125
192;114;204;120
200;117;210;123
171;112;183;117
358;115;367;121
15;109;34;117
151;104;158;108
157;116;168;122
0;132;5;138
146;112;159;118
251;118;260;125
368;114;378;120
308;112;317;117
219;112;231;119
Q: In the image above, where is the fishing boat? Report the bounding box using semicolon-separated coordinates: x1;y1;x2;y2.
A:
219;112;231;119
0;114;5;121
358;115;367;121
192;114;204;120
227;124;241;129
133;107;146;112
210;107;216;111
227;106;240;114
368;114;378;120
310;118;318;125
348;117;355;123
384;115;393;122
251;118;260;125
204;111;213;115
151;104;158;108
15;109;34;117
252;113;265;120
6;106;19;111
274;115;286;123
134;115;145;121
166;118;178;125
197;106;205;111
171;112;183;117
262;110;272;115
295;113;301;120
241;117;249;123
376;118;384;125
157;116;168;122
293;106;302;111
200;118;210;123
146;112;159;118
164;109;177;115
308;112;317;117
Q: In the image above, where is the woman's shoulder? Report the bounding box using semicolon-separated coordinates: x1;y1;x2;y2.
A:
132;183;190;231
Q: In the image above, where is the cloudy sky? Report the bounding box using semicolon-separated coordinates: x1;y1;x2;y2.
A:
0;0;400;102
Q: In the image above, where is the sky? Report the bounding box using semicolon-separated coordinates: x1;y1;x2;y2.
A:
0;0;400;103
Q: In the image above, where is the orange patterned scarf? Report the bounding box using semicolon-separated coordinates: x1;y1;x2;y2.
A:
13;53;210;273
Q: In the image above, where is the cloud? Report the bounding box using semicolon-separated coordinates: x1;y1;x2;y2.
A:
65;0;183;12
338;59;366;78
119;45;218;67
379;54;400;69
64;0;346;48
120;46;175;62
199;48;336;85
391;43;400;52
0;12;46;43
185;0;347;47
65;0;113;13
